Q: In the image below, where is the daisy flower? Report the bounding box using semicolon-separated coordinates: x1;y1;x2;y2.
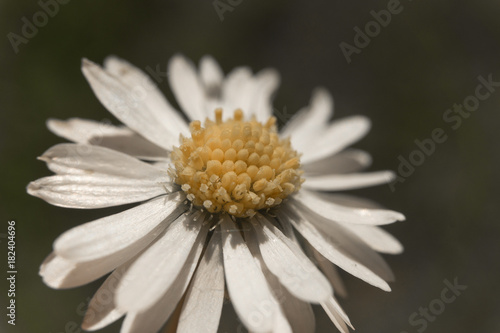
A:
28;54;405;333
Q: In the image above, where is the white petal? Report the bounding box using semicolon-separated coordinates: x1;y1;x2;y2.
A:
281;88;332;142
27;174;166;209
340;223;403;254
47;118;169;160
221;67;256;119
306;245;348;298
40;253;121;289
312;192;383;209
280;207;392;291
221;216;278;333
244;226;316;333
300;116;371;164
116;211;207;312
82;260;133;331
321;296;352;333
37;143;169;179
273;313;293;333
54;193;185;262
199;55;224;95
168;54;207;121
251;215;332;303
293;190;405;226
302;149;372;175
177;231;225;333
294;206;395;282
82;59;178;150
303;171;396;191
47;117;131;142
104;56;189;136
251;68;280;122
120;224;208;333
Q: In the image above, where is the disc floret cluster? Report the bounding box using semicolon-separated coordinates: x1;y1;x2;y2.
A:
171;109;304;217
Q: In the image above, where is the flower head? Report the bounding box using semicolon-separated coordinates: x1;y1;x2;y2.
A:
29;54;405;333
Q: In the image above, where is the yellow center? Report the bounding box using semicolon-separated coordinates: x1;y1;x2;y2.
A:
171;109;304;218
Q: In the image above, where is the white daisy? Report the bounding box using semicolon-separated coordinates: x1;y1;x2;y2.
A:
28;54;405;333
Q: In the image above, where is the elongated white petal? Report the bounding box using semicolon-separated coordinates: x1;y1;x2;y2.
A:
293;190;405;226
54;193;184;262
312;192;383;209
82;59;178;150
104;56;189;136
116;211;207;312
321;296;352;333
120;224;208;333
221;216;278;333
177;232;225;333
199;55;224;96
251;68;280;122
47;118;169;160
244;227;315;333
306;244;348;298
222;67;255;118
40;253;126;289
168;55;207;121
251;215;332;303
47;117;133;143
340;223;403;254
303;171;396;191
300;116;371;164
302;149;372;175
296;206;395;282
280;207;391;291
82;260;134;331
37;143;169;179
281;88;333;141
27;174;166;209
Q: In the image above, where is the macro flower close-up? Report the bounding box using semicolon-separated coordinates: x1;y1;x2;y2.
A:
27;54;405;333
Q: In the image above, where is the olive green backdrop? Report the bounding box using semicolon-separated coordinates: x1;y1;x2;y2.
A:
1;0;499;332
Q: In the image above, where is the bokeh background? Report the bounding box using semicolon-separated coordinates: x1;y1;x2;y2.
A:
1;0;499;332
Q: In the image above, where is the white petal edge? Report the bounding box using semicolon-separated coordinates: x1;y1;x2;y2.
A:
120;224;208;333
47;118;169;160
251;215;332;303
221;215;279;333
305;244;348;298
300;116;371;165
199;55;224;94
293;206;395;282
279;207;391;291
177;231;225;333
251;68;280;122
39;253;125;289
303;171;396;191
54;193;185;262
82;58;178;150
280;88;332;142
104;56;189;136
27;174;167;209
244;226;316;333
321;296;352;333
168;54;207;121
115;211;207;312
36;143;169;179
302;148;372;175
221;66;255;119
311;192;384;209
81;259;134;331
293;190;405;226
339;223;404;254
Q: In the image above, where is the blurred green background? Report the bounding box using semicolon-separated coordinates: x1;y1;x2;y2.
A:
1;0;499;332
